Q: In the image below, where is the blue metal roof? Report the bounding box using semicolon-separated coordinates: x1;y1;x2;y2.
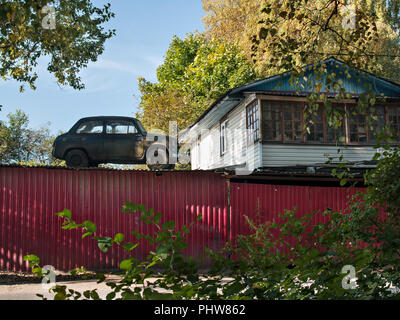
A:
234;58;400;97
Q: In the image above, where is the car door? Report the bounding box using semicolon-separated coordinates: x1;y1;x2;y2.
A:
74;119;105;162
103;119;145;162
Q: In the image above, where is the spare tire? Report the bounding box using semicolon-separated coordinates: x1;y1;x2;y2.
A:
146;143;175;170
65;149;89;168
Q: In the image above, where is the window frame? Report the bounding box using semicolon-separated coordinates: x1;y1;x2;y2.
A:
246;99;260;145
260;98;399;146
196;134;201;169
220;119;228;156
105;119;140;135
75;120;104;135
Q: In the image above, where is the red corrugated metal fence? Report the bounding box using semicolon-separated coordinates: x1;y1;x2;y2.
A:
229;183;364;239
0;167;228;271
0;166;364;272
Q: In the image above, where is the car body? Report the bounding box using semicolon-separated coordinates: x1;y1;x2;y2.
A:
52;116;177;169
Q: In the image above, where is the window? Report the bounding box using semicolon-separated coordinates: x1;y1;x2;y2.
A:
76;120;103;134
196;135;201;169
347;105;387;144
106;120;138;134
388;106;400;138
305;108;324;143
220;120;228;155
261;99;397;145
349;112;367;143
262;101;303;142
283;103;303;142
262;101;282;141
246;101;260;144
369;106;385;143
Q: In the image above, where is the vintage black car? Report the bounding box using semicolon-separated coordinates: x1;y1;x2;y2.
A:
52;116;177;170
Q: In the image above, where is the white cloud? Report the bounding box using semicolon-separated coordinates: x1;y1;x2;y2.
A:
88;58;140;75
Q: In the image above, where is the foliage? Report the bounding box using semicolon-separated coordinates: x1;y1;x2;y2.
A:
202;0;264;69
203;0;400;81
156;34;204;88
0;109;63;165
0;0;115;91
182;40;259;116
137;80;192;135
137;33;258;133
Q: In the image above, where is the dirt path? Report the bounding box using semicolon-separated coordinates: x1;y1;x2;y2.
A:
0;278;121;300
0;271;121;300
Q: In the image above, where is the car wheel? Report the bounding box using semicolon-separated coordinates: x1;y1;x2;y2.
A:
65;149;89;168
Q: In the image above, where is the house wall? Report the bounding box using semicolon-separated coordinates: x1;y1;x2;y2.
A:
190;94;261;171
262;143;377;167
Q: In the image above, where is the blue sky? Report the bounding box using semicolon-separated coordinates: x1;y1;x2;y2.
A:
0;0;205;134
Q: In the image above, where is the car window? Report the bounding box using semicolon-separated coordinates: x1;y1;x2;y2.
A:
106;120;138;134
76;120;103;134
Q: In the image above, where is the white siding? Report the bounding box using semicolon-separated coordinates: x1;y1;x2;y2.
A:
262;144;377;167
190;94;262;171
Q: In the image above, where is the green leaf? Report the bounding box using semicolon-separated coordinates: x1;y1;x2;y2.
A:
96;273;106;283
32;267;42;274
55;209;71;220
131;230;143;239
82;221;96;233
94;237;113;253
106;292;116;300
90;290;100;300
120;259;133;271
182;225;190;234
174;240;188;251
113;233;125;244
162;220;175;231
152;213;162;223
24;254;40;266
224;281;247;297
122;242;138;251
54;292;67;300
82;232;92;239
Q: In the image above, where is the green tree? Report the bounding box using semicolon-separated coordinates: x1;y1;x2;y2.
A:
0;0;115;91
182;40;259;115
0;109;61;164
137;34;258;133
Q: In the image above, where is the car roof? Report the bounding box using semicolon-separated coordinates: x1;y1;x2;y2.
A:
76;116;138;122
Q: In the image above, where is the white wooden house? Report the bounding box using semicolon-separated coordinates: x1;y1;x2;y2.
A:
179;58;400;172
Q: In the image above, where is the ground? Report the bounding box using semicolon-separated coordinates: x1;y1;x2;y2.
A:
0;270;119;300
